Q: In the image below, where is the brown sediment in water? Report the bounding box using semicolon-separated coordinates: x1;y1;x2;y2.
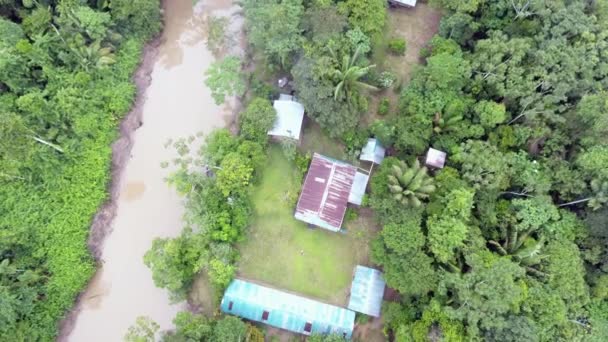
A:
57;16;164;341
58;0;245;340
87;35;162;261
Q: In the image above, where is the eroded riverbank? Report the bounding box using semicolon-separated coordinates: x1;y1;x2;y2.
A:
60;1;242;340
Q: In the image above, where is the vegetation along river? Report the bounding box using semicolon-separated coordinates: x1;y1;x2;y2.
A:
61;1;240;340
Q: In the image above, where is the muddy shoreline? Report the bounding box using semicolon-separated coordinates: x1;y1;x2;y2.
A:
57;0;247;339
57;21;164;342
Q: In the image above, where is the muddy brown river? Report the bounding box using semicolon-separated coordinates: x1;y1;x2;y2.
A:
61;0;241;340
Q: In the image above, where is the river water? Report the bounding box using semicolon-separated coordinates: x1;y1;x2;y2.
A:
63;1;240;340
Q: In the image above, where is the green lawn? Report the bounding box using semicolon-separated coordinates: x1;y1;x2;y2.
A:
237;146;374;305
299;120;347;160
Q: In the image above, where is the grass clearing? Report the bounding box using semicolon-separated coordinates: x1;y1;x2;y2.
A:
299;119;347;160
189;273;220;317
237;146;375;305
367;4;442;123
376;4;442;83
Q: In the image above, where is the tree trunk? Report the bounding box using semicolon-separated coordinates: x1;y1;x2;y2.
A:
508;229;518;253
501;191;534;198
558;198;591;207
525;266;547;278
33;136;64;153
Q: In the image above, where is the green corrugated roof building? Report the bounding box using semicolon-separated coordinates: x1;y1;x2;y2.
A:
348;266;386;317
360;138;386;165
221;279;355;338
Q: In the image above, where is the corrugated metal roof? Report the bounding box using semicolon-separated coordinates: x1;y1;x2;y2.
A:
348;266;386;317
294;153;357;231
268;99;305;140
360;138;386;164
348;172;369;206
425;148;446;169
221;279;355;338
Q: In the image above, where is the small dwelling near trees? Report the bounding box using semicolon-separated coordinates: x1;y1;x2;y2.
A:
295;153;369;231
360;138;386;165
267;94;305;140
348;172;369;206
348;266;386;317
221;279;355;338
389;0;417;7
425;147;447;169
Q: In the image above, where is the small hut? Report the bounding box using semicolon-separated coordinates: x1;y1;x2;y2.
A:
389;0;417;7
348;266;386;317
348;172;370;206
267;95;305;141
425;148;447;169
360;138;386;165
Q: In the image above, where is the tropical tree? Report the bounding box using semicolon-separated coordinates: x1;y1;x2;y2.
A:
242;0;304;66
338;0;387;38
291;57;360;137
239;97;276;144
387;159;436;207
204;56;246;105
212;316;248;341
75;40;116;71
164;311;213;341
216;152;254;197
124;316;160;342
330;45;378;103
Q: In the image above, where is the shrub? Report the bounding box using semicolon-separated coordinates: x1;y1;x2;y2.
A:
280;138;298;161
239;97;277;144
345;207;359;223
356;313;371;324
295;151;312;175
342;129;368;152
370;120;395;147
378;97;390;116
250;75;275;100
388;37;406;55
206;15;229;55
378;71;397;88
339;0;387;39
204;56;246;105
247;324;265;342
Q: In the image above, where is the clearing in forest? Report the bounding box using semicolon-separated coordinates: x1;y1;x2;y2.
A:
237;146;374;305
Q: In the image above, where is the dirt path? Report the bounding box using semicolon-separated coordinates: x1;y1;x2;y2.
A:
59;1;242;340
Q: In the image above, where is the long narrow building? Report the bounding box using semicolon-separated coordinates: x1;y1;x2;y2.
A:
221;279;355;338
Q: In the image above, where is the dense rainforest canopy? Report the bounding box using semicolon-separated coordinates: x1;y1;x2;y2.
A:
0;0;160;339
369;0;608;340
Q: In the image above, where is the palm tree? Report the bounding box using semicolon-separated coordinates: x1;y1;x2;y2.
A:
387;159;436;207
330;45;378;103
77;40;116;71
433;110;464;133
489;235;548;278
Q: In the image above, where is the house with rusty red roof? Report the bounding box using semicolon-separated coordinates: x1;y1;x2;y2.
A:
294;153;369;232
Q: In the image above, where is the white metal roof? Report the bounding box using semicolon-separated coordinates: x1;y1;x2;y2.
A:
360;138;386;164
347;266;386;317
268;99;305;140
391;0;417;6
348;172;370;205
426;148;447;169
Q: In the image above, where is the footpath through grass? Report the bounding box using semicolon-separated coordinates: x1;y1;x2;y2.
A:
238;146;372;305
